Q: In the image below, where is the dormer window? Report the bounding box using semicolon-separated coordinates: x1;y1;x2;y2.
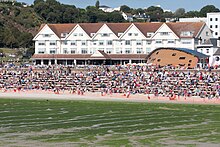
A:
118;33;123;36
43;34;50;37
180;31;194;37
101;33;109;37
61;33;68;38
91;33;95;37
160;32;169;36
147;32;154;37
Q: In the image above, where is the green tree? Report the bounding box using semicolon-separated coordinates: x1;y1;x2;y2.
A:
185;11;200;17
174;8;185;17
95;0;100;8
145;6;164;22
120;5;132;13
33;0;44;5
200;5;220;17
108;11;125;22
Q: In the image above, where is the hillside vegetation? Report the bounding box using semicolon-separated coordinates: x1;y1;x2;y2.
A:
0;0;219;59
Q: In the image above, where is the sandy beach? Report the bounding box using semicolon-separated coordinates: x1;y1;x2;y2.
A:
0;90;220;105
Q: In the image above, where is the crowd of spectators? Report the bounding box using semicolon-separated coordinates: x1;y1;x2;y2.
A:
0;64;219;100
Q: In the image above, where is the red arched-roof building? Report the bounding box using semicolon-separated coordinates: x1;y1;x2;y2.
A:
147;48;208;68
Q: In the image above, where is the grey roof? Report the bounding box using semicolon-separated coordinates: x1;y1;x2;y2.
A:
213;48;220;56
99;5;111;8
148;47;208;59
175;48;208;58
210;38;218;47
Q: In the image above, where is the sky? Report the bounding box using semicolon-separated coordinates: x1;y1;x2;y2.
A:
18;0;220;12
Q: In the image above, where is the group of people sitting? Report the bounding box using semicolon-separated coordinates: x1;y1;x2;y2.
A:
0;64;219;100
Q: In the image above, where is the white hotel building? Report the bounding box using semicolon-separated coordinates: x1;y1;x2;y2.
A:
32;22;212;65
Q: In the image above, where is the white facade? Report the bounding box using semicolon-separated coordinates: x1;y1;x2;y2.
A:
179;17;207;23
99;5;120;13
33;22;212;58
207;13;220;38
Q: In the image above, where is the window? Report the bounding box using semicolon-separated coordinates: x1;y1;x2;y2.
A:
172;53;176;56
99;41;104;45
146;48;151;53
136;40;142;45
92;41;97;45
81;41;86;46
134;33;138;36
73;33;77;36
168;40;175;44
125;48;131;54
61;33;68;38
147;32;154;37
210;25;213;28
38;48;45;54
179;57;186;60
50;50;56;54
160;32;169;36
106;48;113;54
63;48;68;54
136;48;143;54
146;40;151;45
107;40;112;45
216;18;218;21
90;48;96;54
50;41;56;46
79;33;83;36
81;49;88;54
216;25;218;28
180;31;193;37
206;49;209;53
116;48;122;54
210;18;212;21
70;48;76;54
102;33;109;37
62;41;68;45
125;40;131;45
215;32;218;36
128;33;132;36
43;34;50;37
91;33;95;37
155;40;162;44
181;40;191;44
38;42;45;46
38;51;45;54
206;32;209;36
71;41;76;46
118;33;123;36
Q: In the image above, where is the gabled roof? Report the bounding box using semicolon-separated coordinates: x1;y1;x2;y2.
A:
134;22;163;37
79;23;104;37
106;23;131;37
91;50;111;59
166;22;205;38
35;22;206;39
48;24;77;38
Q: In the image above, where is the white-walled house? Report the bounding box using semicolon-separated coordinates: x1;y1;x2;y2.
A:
207;13;220;38
32;22;212;65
